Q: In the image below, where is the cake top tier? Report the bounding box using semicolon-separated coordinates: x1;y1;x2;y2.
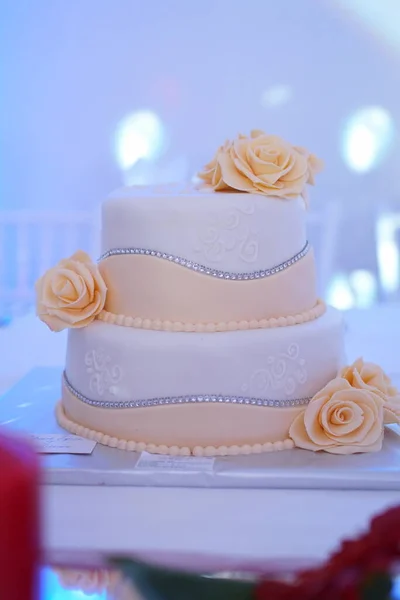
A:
102;186;307;272
108;182;205;198
101;130;323;272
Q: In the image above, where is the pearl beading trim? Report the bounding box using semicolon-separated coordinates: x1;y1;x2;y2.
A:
98;299;326;332
98;241;310;280
55;401;295;456
63;371;311;410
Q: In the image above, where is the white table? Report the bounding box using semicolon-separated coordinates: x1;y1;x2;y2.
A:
1;306;400;567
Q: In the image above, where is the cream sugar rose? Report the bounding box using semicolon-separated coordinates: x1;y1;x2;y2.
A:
36;250;107;332
198;130;324;203
36;130;400;456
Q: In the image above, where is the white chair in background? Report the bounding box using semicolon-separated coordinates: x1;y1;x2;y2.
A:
375;211;400;302
307;201;341;299
0;211;99;318
0;203;341;320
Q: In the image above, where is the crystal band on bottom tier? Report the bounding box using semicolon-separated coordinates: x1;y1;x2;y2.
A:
63;371;311;410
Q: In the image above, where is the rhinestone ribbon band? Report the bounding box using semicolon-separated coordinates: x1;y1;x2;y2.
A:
63;372;311;410
98;241;310;280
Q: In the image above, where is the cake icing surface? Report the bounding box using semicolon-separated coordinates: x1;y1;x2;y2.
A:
102;185;307;272
36;130;400;455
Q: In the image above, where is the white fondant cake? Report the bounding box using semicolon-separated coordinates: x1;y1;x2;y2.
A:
36;131;400;455
56;182;344;454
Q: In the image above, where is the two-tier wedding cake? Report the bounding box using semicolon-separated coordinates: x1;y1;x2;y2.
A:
36;131;400;455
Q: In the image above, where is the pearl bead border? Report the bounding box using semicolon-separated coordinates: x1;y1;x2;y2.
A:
97;299;326;333
63;371;311;410
98;241;310;280
55;401;295;456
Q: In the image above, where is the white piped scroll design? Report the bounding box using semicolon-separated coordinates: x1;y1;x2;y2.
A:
241;344;307;398
195;202;259;263
84;349;122;397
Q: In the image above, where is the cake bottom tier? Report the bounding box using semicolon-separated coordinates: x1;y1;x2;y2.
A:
59;307;344;454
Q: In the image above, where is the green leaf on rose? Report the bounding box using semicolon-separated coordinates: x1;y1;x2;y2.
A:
112;557;255;600
361;572;392;600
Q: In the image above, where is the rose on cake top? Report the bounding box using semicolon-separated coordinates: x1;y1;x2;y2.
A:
198;130;323;204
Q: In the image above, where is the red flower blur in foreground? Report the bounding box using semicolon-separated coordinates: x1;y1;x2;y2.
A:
255;505;400;600
0;430;40;600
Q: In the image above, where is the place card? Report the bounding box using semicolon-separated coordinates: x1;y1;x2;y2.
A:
136;451;215;472
30;434;96;454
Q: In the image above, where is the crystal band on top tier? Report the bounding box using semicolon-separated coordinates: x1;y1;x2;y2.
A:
98;241;310;280
63;371;311;410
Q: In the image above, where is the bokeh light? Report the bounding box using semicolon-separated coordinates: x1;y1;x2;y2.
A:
42;569;106;600
348;269;377;308
326;273;355;310
115;110;166;171
261;84;292;108
342;106;394;172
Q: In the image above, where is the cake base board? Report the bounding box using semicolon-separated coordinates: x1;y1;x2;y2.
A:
2;367;400;491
